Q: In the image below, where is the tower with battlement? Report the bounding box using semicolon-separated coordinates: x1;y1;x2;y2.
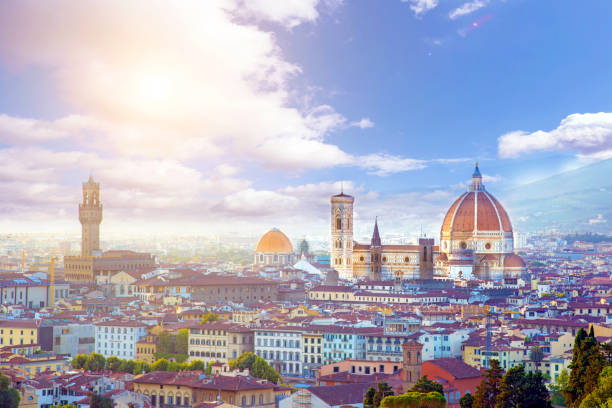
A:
78;176;103;256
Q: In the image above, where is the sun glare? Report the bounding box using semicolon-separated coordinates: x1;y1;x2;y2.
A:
135;73;172;107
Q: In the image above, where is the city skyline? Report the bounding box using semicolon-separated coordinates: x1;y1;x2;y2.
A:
0;1;611;237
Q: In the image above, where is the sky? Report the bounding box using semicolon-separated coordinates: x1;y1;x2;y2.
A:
0;0;611;241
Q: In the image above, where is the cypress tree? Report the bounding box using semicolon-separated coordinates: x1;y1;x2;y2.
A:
473;359;503;408
564;328;603;407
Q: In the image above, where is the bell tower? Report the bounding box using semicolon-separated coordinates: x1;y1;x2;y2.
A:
402;341;423;392
79;175;103;256
330;189;354;281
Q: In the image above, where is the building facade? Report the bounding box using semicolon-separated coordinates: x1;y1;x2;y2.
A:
94;321;147;359
329;164;526;281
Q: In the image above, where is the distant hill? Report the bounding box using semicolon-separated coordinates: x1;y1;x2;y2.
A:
498;159;612;233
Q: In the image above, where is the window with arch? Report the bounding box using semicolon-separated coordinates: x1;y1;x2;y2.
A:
336;216;342;230
423;247;427;261
259;395;264;404
242;396;246;406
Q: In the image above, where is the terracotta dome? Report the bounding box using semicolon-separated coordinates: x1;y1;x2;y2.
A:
255;228;293;253
441;191;512;234
504;253;526;268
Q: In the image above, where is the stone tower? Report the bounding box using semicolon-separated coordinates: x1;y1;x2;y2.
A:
79;176;103;256
330;190;354;281
370;218;382;281
402;341;423;392
418;238;434;280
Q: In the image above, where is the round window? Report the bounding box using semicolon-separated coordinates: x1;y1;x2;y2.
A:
485;242;491;250
404;256;410;263
460;242;467;250
359;256;365;262
382;257;387;263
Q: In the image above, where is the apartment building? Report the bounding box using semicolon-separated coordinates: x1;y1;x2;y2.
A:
254;327;303;376
188;322;254;364
94;320;148;359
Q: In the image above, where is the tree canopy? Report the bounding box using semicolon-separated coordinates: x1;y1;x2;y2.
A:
564;328;603;407
380;392;446;408
229;352;281;384
473;359;503;408
0;374;20;408
410;376;443;394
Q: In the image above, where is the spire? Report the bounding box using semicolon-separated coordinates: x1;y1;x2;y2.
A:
371;217;381;247
469;162;484;192
472;162;482;178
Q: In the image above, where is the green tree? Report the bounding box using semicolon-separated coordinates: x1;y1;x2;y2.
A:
549;368;569;406
364;386;376;408
71;354;88;369
90;393;113;408
372;382;394;408
410;376;443;394
579;366;612;408
380;392;445;408
175;329;189;355
496;365;551;408
201;313;219;324
460;393;474;408
0;373;20;408
118;359;136;374
106;356;122;372
188;360;206;371
529;346;544;363
565;328;603;407
151;358;170;371
157;331;174;354
230;352;281;383
85;353;106;371
522;371;553;408
473;359;503;408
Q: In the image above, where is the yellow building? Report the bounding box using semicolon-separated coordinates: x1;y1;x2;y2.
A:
302;331;324;377
188;322;254;364
0;321;38;347
0;353;69;378
133;371;283;408
135;336;158;364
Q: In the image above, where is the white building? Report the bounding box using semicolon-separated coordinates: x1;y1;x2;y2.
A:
94;321;147;359
254;327;303;376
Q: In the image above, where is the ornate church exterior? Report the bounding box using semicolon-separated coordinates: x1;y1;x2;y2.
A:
330;164;526;282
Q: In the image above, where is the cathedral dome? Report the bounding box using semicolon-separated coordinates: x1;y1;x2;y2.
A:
441;163;512;237
441;190;513;235
256;228;293;253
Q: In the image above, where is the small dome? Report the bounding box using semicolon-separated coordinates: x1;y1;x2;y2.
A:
504;253;526;268
256;228;293;253
436;253;448;262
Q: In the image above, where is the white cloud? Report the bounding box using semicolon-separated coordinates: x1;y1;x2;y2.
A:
358;154;427;176
449;0;489;20
403;0;439;17
498;112;612;159
589;214;607;225
350;118;375;129
232;0;321;28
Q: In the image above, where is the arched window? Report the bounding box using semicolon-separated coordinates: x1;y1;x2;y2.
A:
259;394;264;404
336;216;342;230
242;396;246;406
423;246;427;262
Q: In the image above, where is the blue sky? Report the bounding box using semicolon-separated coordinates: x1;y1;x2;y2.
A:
0;0;610;239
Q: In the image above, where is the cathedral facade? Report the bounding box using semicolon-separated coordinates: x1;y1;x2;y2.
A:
330;164;526;282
